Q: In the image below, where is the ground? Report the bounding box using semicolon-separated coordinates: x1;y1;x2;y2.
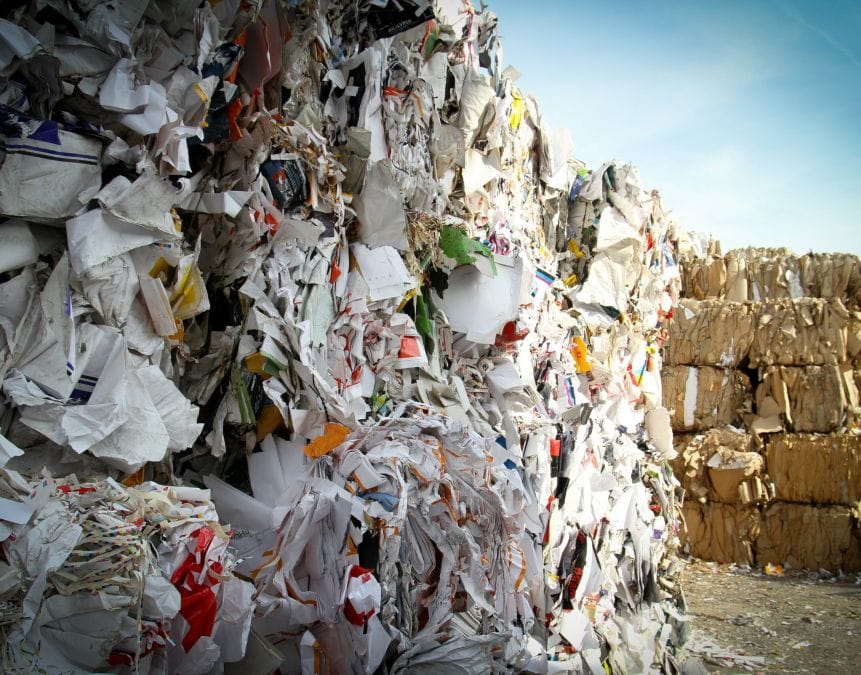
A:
681;560;861;674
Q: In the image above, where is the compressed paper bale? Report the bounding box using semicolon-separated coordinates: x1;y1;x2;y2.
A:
681;502;760;566
757;503;861;572
798;253;861;306
665;299;755;367
756;365;847;433
840;364;860;428
679;255;725;299
724;247;799;301
669;432;697;480
848;311;861;365
723;248;861;304
724;251;749;303
662;365;751;431
706;449;765;505
749;298;849;367
746;254;801;301
722;250;861;305
672;429;761;504
764;434;861;505
670;432;708;503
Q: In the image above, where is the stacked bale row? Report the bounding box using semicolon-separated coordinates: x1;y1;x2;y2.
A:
665;245;861;571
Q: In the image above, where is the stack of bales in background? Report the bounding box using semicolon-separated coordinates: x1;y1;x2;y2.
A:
665;242;861;571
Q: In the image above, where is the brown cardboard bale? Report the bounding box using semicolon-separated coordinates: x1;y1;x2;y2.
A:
665;299;755;367
663;366;751;431
798;253;861;306
706;449;766;505
725;249;861;305
725;247;798;301
680;255;726;299
745;251;801;301
724;251;748;302
671;433;709;503
848;311;861;366
672;429;766;504
669;432;697;481
681;502;760;565
702;429;769;505
764;434;861;505
757;503;861;572
840;364;860;430
749;298;849;367
756;365;847;433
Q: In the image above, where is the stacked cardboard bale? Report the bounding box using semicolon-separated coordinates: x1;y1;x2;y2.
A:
667;243;861;570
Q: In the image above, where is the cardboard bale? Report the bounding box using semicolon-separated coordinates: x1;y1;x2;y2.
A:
706;446;768;505
739;248;801;301
724;249;861;305
848;311;861;366
669;432;697;480
765;434;861;505
798;253;861;306
666;299;755;367
681;502;760;566
680;255;726;299
841;363;860;415
671;432;708;503
723;247;798;301
756;365;850;433
672;429;767;505
749;298;849;367
724;250;749;302
757;503;861;572
663;365;751;431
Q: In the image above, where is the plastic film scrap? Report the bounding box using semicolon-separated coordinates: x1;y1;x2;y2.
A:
0;1;688;672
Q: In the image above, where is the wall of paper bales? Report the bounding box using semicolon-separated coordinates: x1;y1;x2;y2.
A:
0;1;688;672
668;241;861;572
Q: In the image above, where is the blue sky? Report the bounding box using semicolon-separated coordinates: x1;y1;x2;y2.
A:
487;0;861;255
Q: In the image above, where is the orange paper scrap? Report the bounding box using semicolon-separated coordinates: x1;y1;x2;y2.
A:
304;423;351;458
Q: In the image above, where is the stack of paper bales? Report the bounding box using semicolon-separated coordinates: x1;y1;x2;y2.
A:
668;238;861;570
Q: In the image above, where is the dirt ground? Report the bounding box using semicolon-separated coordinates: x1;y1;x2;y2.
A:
681;560;861;674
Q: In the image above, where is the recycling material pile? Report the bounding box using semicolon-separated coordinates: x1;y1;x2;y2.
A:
0;1;687;672
666;239;861;571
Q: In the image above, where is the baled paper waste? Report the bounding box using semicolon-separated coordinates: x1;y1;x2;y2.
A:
0;0;691;671
666;236;861;572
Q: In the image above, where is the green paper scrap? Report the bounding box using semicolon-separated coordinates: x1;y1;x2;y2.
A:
231;364;256;425
372;392;387;413
415;293;433;355
439;225;497;275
